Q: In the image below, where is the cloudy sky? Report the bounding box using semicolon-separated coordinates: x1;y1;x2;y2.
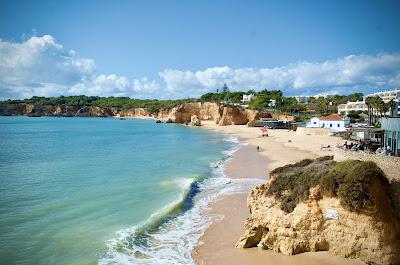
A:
0;0;400;99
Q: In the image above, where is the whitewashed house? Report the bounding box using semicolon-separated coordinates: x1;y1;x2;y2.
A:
240;94;256;108
307;114;350;132
241;94;255;104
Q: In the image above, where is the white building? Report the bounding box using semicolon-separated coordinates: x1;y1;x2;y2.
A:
364;89;400;102
268;99;276;107
337;101;368;114
313;93;336;99
241;94;255;104
294;93;336;104
337;89;400;116
307;114;350;132
295;96;308;104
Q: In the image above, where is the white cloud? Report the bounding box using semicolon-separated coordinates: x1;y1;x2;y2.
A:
159;53;400;96
69;75;160;97
0;35;159;99
1;34;400;100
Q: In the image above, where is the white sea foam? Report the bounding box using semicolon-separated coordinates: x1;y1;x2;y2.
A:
98;139;263;265
223;135;240;144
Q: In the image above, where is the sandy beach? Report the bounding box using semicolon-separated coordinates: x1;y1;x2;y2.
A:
194;121;364;265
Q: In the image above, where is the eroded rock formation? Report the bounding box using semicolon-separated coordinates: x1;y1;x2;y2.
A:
236;159;400;265
167;102;223;123
190;115;201;126
0;102;261;127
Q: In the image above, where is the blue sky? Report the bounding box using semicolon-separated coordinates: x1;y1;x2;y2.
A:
0;0;400;99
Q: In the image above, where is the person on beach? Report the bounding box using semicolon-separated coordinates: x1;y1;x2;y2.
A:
260;126;268;137
257;146;260;152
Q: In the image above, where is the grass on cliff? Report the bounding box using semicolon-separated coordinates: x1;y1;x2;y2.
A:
267;157;389;213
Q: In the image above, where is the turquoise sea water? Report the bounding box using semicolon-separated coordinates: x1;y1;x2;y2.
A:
0;116;237;265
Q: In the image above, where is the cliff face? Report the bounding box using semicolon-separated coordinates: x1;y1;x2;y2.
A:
236;159;400;265
218;107;260;126
167;102;223;123
118;108;150;118
0;103;122;117
0;102;260;126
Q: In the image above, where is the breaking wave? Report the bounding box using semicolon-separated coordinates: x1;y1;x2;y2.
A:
98;136;263;265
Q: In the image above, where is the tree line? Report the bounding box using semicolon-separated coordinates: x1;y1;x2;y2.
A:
1;96;195;113
2;87;387;120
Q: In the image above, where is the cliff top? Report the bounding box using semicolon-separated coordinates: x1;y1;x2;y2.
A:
267;156;392;214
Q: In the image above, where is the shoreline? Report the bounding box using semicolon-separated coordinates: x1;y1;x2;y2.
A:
195;120;364;265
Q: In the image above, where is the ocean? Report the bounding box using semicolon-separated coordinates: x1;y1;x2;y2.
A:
0;116;242;265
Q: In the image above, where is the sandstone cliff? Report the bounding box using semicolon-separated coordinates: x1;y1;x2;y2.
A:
118;108;150;118
0;103;122;117
0;102;261;126
167;102;223;123
236;158;400;265
218;107;260;126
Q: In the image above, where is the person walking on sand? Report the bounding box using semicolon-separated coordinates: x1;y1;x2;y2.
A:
257;146;260;152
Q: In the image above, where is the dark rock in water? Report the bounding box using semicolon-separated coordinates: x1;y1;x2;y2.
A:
155;120;162;123
166;118;172;123
27;114;41;117
119;118;126;120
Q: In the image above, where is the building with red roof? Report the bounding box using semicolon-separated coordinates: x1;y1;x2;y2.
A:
307;114;350;132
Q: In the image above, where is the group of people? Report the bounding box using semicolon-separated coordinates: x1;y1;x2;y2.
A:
374;146;393;156
339;140;369;152
339;140;393;156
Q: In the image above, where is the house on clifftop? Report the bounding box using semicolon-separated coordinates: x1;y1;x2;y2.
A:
307;114;350;132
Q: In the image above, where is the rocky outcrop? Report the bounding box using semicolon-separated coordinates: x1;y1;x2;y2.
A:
119;108;150;118
0;103;149;118
0;102;261;127
218;107;260;126
155;109;171;120
236;159;400;265
167;102;222;123
190;115;201;126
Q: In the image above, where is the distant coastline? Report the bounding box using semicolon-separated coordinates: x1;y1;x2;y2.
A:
0;100;263;127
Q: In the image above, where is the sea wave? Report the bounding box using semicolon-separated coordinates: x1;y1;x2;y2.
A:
98;138;262;265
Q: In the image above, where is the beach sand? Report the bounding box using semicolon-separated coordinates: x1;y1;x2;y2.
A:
194;121;364;265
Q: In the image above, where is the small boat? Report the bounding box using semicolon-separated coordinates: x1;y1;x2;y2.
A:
1;114;12;116
119;118;126;120
27;114;41;117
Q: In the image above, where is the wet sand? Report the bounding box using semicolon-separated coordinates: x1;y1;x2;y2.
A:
194;121;363;265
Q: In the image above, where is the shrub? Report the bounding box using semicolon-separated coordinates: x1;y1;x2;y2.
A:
316;155;333;161
270;159;313;175
267;158;390;213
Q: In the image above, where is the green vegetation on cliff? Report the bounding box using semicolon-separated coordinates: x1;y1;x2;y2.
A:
268;157;390;213
1;96;195;113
